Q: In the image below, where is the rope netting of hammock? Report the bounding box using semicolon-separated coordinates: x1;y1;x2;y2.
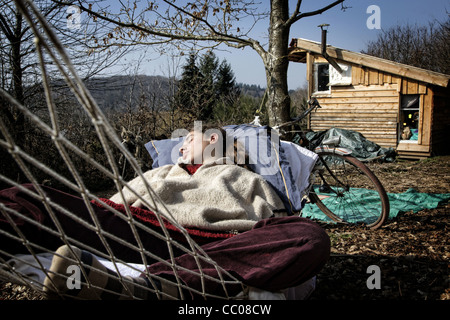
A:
0;0;247;300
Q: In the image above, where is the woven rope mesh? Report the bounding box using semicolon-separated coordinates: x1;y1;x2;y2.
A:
0;0;246;300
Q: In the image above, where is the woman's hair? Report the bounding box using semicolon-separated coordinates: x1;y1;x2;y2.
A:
189;122;251;171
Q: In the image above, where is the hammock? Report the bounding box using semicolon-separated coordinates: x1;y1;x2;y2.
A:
0;0;246;300
0;0;322;300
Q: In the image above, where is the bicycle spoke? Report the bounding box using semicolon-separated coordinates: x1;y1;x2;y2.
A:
305;152;389;229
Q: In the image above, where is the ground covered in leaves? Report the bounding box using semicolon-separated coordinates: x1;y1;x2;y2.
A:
310;156;450;300
1;156;449;300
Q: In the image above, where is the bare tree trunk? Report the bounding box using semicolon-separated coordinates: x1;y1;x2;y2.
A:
7;7;25;150
265;0;291;127
11;7;24;104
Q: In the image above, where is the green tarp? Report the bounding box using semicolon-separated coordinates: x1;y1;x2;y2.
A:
301;188;450;224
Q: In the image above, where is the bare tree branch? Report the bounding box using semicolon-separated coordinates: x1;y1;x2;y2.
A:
286;0;345;26
47;0;348;126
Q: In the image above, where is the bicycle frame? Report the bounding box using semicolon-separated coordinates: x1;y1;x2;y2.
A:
313;153;350;197
274;97;389;229
274;97;353;157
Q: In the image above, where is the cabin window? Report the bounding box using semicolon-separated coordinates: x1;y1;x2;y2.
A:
314;62;352;94
314;63;330;93
400;94;420;141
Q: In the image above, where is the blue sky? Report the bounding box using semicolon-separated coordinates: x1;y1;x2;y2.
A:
108;0;449;90
218;0;449;90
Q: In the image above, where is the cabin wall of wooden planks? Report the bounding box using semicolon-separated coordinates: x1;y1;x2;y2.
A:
430;86;450;156
308;58;442;158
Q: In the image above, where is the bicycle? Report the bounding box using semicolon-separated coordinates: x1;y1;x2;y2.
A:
273;98;390;229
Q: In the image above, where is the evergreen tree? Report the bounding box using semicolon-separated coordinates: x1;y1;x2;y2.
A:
199;51;219;88
172;51;258;125
216;59;240;99
197;51;219;121
173;53;206;119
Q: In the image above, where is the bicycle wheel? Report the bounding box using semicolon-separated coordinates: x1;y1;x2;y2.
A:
307;152;389;229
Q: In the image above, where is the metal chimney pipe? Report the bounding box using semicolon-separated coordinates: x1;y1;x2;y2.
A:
318;24;343;73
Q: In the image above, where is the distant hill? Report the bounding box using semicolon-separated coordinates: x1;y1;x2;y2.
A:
77;75;267;112
237;83;266;98
83;75;172;112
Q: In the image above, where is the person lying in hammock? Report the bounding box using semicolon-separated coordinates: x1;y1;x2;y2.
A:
0;124;330;300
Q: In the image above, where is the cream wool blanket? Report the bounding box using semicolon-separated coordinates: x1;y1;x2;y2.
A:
110;159;286;232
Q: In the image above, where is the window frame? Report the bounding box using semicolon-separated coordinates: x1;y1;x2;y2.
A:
313;62;331;95
399;94;421;142
313;62;352;96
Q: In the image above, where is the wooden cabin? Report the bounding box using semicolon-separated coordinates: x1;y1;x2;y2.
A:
288;38;450;159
